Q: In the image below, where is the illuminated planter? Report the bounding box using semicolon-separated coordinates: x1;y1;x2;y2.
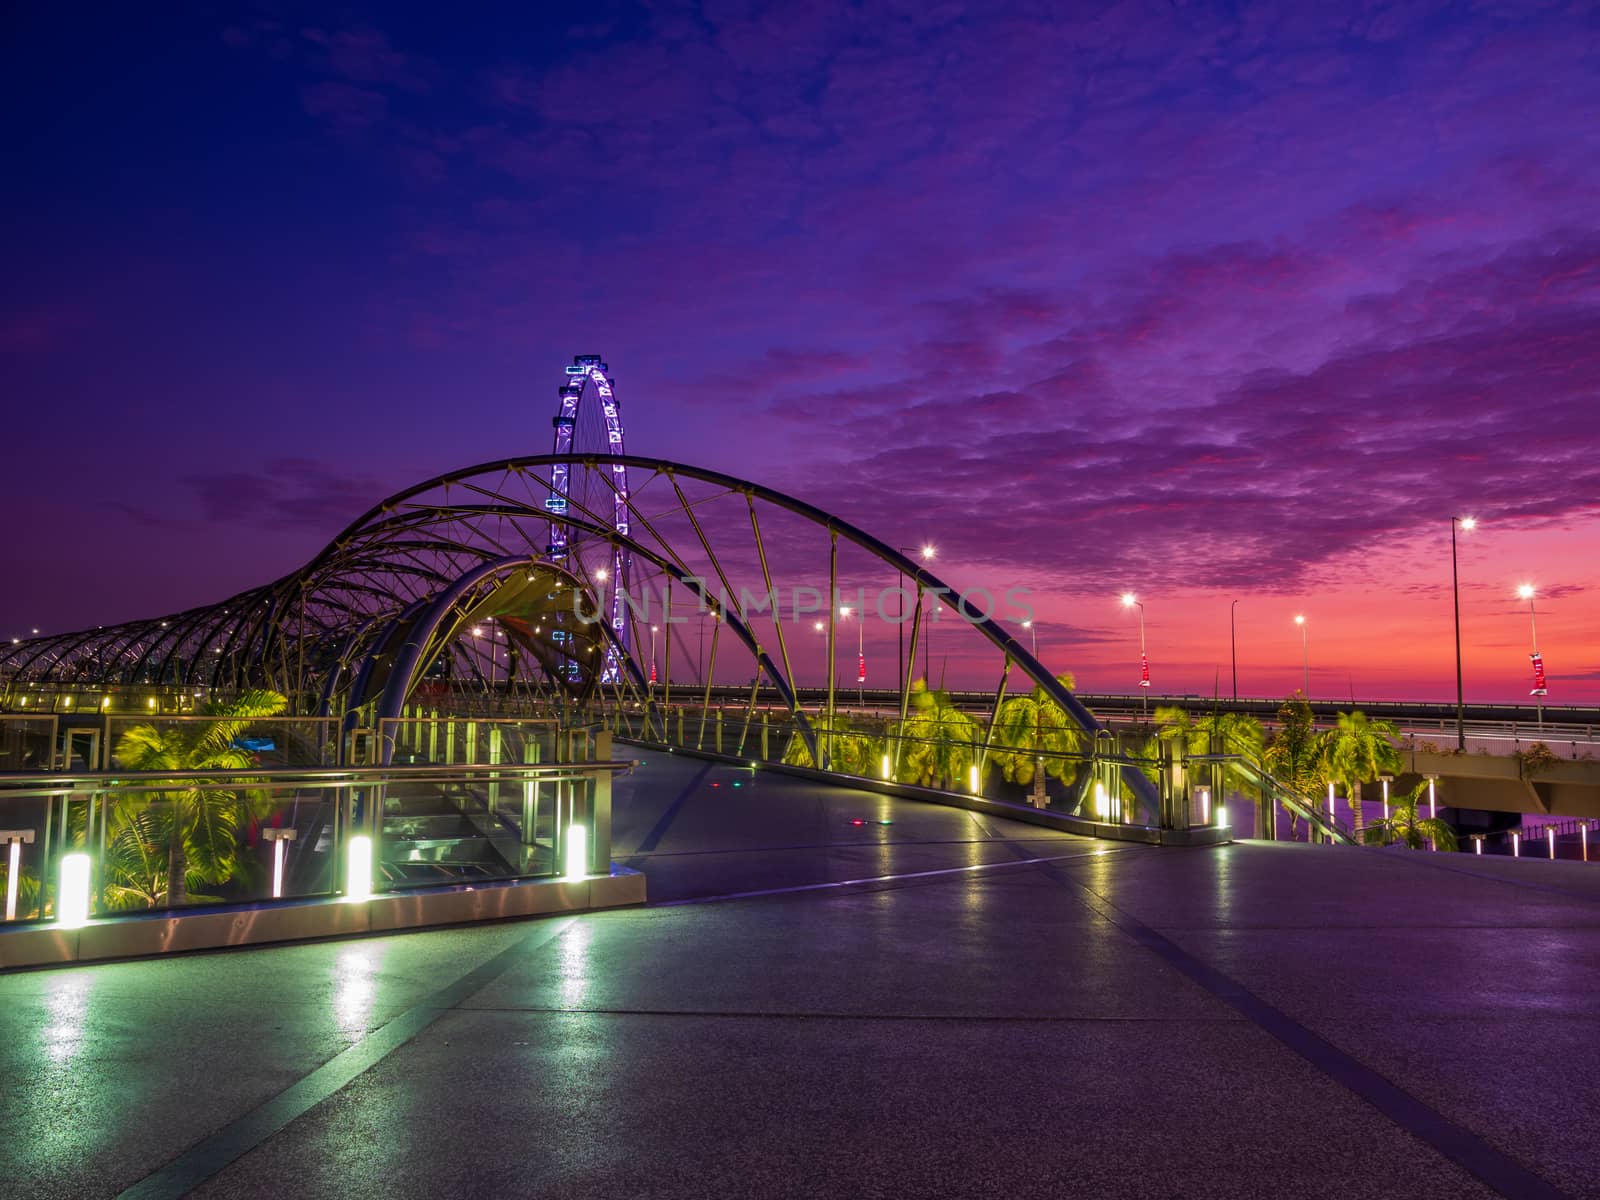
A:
58;853;92;928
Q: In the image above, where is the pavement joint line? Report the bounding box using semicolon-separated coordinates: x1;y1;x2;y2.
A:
623;762;715;868
114;916;579;1200
652;846;1142;907
625;833;1085;861
1021;853;1574;1200
1372;848;1600;904
447;1005;1247;1023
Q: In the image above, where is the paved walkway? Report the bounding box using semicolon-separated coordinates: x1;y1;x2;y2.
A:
4;754;1599;1198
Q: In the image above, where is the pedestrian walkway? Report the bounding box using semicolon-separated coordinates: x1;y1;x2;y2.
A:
3;755;1597;1198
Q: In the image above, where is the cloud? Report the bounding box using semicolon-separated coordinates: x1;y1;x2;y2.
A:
183;459;384;532
300;82;387;134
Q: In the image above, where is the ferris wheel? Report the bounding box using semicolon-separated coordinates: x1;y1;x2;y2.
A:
546;354;631;683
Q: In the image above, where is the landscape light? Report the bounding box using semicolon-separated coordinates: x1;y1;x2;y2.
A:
58;853;92;928
565;824;587;880
345;835;373;902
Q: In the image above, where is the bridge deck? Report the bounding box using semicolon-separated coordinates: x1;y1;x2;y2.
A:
4;758;1599;1198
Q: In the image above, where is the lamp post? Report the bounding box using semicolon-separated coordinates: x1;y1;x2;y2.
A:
1451;517;1476;750
1120;593;1148;717
649;624;659;689
1021;618;1037;659
1518;583;1545;728
1294;614;1309;697
840;605;863;707
897;545;935;691
1230;599;1240;702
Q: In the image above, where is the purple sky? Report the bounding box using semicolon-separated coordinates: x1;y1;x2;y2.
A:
2;1;1597;702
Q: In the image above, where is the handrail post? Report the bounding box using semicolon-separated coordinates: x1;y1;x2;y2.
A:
590;732;613;874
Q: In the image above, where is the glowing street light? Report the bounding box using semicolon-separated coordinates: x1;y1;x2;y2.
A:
1294;614;1309;697
1120;593;1148;716
1450;516;1477;750
649;624;659;687
1518;583;1546;727
840;605;864;705
1020;618;1037;659
897;545;936;691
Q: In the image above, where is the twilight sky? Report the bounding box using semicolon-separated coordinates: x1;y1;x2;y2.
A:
2;1;1597;703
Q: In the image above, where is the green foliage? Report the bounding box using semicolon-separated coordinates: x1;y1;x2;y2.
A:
895;680;981;790
989;673;1083;805
108;689;289;908
1263;696;1324;796
1364;782;1458;852
1319;710;1402;837
781;713;881;777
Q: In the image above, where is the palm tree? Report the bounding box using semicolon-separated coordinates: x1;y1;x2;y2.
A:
1263;695;1325;838
781;713;880;777
989;673;1084;808
895;680;980;790
1320;710;1401;839
1154;706;1265;822
1364;782;1458;851
111;688;288;908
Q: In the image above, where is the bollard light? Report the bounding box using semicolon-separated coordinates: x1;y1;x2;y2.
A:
1512;832;1520;858
264;827;298;899
1198;787;1211;826
1474;837;1483;856
58;853;92;928
3;829;36;922
345;835;373;902
565;823;588;881
1216;805;1228;829
1549;828;1557;860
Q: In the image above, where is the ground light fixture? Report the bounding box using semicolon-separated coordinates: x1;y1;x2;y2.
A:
58;852;92;928
345;835;373;902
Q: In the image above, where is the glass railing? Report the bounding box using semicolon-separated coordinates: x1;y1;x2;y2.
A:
599;702;1183;830
0;753;629;928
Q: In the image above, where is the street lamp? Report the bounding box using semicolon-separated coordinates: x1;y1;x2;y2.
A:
1451;516;1476;750
898;545;935;689
1021;618;1037;659
1518;583;1545;728
1294;615;1309;697
1120;593;1148;716
1230;599;1240;702
839;605;864;706
649;624;659;688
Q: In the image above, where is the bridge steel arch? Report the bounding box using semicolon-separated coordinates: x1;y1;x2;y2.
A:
0;454;1161;821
